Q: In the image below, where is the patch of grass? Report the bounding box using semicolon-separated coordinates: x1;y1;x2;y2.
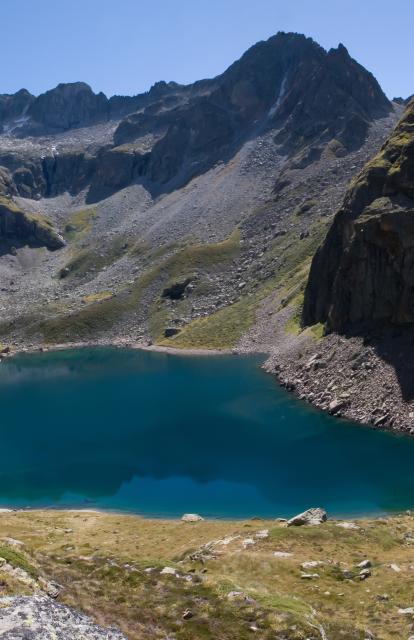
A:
59;236;128;281
166;220;329;349
81;291;113;304
0;545;38;579
64;208;96;242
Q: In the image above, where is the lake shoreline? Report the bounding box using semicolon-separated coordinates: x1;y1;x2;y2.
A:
0;506;404;522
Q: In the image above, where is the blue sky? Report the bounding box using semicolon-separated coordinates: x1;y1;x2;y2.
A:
2;0;412;99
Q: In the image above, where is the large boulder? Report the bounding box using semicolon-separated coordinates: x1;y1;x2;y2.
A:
287;507;327;527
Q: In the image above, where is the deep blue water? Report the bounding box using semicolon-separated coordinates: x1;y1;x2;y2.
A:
0;347;413;518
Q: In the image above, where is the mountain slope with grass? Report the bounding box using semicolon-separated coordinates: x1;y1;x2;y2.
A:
0;33;398;351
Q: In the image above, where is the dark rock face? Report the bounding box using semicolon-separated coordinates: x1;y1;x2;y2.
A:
0;89;34;128
116;33;391;187
0;197;65;250
0;32;392;198
27;82;109;132
303;99;414;332
162;279;192;300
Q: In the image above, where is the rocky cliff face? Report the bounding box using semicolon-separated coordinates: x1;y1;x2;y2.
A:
0;32;391;202
303;99;414;332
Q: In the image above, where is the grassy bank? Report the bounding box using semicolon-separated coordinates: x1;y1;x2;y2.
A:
1;510;414;639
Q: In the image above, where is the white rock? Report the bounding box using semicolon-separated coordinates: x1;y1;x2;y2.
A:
398;607;414;614
181;513;204;522
287;507;327;527
301;573;319;579
242;538;256;548
160;567;177;576
273;551;293;558
390;563;402;572
2;537;24;548
357;560;371;569
301;560;324;570
336;522;360;531
255;529;269;539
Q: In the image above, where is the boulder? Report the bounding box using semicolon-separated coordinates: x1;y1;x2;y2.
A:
287;507;327;527
164;327;180;338
181;513;204;522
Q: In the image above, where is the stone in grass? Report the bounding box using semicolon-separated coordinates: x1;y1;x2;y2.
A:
336;521;360;531
164;327;180;338
357;560;371;569
182;609;193;620
287;507;327;527
181;513;204;522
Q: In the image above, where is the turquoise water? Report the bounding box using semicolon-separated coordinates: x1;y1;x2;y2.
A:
0;347;413;518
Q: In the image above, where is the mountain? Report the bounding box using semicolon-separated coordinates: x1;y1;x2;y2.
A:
0;32;398;350
303;98;414;332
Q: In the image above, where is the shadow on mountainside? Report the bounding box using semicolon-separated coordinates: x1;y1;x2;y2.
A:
356;327;414;403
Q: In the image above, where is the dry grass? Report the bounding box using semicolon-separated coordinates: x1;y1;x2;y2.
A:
1;510;414;639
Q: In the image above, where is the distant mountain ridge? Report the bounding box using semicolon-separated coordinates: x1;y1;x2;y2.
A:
0;32;392;203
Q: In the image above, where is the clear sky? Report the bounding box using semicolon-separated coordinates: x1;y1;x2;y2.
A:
2;0;412;99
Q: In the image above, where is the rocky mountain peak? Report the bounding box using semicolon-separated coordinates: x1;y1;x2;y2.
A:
27;81;109;132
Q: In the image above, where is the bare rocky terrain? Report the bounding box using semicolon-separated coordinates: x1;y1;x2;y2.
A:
0;34;400;359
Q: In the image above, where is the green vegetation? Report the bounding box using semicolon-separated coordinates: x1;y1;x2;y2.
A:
0;545;38;579
166;219;329;349
59;236;128;281
36;231;241;344
64;208;97;242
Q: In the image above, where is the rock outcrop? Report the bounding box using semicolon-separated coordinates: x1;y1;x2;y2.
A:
0;197;65;250
0;595;127;639
303;98;414;332
0;33;391;199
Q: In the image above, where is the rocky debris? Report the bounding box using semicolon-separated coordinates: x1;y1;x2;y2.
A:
242;538;256;548
265;328;414;435
273;551;293;558
301;561;325;570
181;513;204;522
0;594;126;639
287;508;327;527
398;607;414;615
160;566;178;576
359;568;371;580
255;529;269;539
